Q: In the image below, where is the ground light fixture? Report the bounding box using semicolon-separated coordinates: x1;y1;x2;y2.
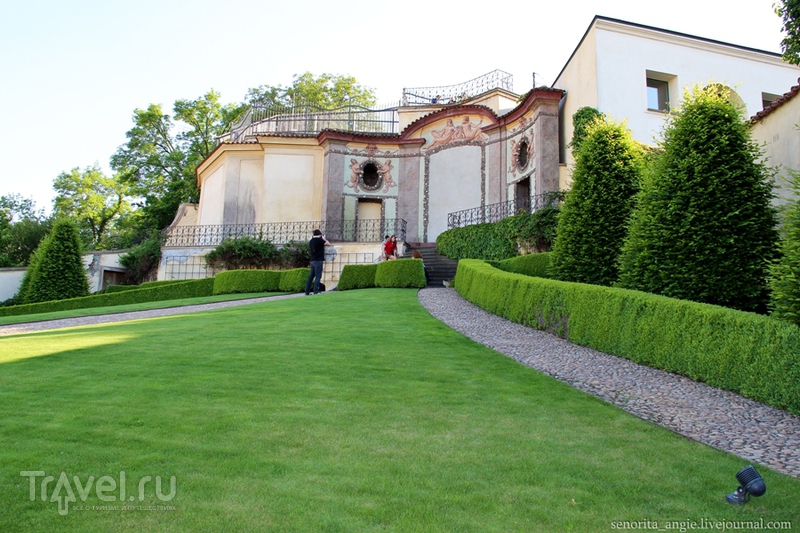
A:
725;465;766;504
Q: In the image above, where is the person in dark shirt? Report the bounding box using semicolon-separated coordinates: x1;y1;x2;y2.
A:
305;229;330;295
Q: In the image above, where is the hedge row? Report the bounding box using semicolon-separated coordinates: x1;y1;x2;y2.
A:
338;260;426;291
492;253;553;279
338;264;379;290
102;279;189;294
0;278;216;318
212;268;310;295
454;259;800;414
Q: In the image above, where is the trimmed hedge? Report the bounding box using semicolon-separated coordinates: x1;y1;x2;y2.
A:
436;221;518;261
494;253;553;279
279;268;311;293
0;278;215;318
338;264;378;290
102;284;141;294
454;259;800;414
213;270;282;295
375;259;426;289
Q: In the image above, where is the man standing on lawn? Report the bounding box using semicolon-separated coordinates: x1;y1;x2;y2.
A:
305;229;330;295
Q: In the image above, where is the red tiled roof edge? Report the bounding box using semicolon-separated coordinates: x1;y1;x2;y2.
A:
750;77;800;123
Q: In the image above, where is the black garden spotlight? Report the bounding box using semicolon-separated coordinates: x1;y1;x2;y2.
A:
725;465;766;505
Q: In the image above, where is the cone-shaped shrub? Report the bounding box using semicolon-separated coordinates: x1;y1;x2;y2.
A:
770;172;800;325
25;219;90;303
551;117;642;285
617;86;778;312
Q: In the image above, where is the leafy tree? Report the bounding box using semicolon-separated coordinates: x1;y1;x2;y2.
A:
24;219;90;303
112;90;249;236
0;194;50;267
53;165;132;249
770;172;800;325
569;106;603;153
118;236;163;284
245;72;377;109
551;118;642;285
111;103;189;234
776;0;800;65
617;86;778;312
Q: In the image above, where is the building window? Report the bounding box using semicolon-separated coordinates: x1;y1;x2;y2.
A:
762;92;780;109
647;78;670;112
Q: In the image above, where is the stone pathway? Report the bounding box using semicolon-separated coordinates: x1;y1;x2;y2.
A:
2;288;798;478
418;288;800;479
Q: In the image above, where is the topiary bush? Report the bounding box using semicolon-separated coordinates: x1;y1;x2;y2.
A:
770;171;800;326
205;236;279;270
455;259;800;414
25;219;90;304
375;259;426;288
494;252;553;278
551;117;642;286
279;268;310;293
617;85;778;312
212;269;282;295
338;264;378;290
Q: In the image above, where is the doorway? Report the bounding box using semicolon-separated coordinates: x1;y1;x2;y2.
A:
356;199;382;241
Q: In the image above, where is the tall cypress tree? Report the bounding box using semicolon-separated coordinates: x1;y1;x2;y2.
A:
25;219;90;303
551;117;642;285
617;86;778;312
770;172;800;325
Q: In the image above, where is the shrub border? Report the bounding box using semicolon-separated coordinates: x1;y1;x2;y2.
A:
454;259;800;414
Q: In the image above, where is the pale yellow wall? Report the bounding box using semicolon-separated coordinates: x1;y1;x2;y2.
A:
261;141;324;222
197;164;225;226
751;96;800;205
553;24;599;170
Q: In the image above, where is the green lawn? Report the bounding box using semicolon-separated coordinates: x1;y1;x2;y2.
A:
0;289;797;532
0;292;287;326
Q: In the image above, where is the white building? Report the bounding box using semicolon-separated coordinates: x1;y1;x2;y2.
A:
553;16;800;187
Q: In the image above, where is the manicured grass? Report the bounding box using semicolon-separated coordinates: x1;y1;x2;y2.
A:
0;289;798;532
0;292;287;326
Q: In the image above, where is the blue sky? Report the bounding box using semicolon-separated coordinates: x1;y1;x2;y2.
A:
0;0;789;213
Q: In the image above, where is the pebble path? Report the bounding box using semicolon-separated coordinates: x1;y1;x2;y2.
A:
2;288;798;478
418;288;800;479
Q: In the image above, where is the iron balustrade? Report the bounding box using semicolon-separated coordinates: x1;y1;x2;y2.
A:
218;103;400;143
163;219;406;247
402;70;514;106
447;193;563;230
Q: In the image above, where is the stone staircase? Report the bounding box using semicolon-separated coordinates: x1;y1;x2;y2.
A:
402;244;458;287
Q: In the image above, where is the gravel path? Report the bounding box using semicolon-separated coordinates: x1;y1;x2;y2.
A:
0;293;307;336
2;288;798;478
418;287;800;479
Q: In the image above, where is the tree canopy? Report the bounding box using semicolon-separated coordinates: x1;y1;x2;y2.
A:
245;72;377;109
776;0;800;64
0;194;50;268
53;165;131;249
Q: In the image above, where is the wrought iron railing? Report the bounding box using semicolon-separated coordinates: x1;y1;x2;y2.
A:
447;192;563;230
218;103;400;143
402;70;514;106
163;219;406;247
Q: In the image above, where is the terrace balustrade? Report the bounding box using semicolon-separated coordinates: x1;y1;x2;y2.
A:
163;219;407;247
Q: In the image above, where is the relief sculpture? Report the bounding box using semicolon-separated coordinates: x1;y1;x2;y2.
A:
426;116;488;150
